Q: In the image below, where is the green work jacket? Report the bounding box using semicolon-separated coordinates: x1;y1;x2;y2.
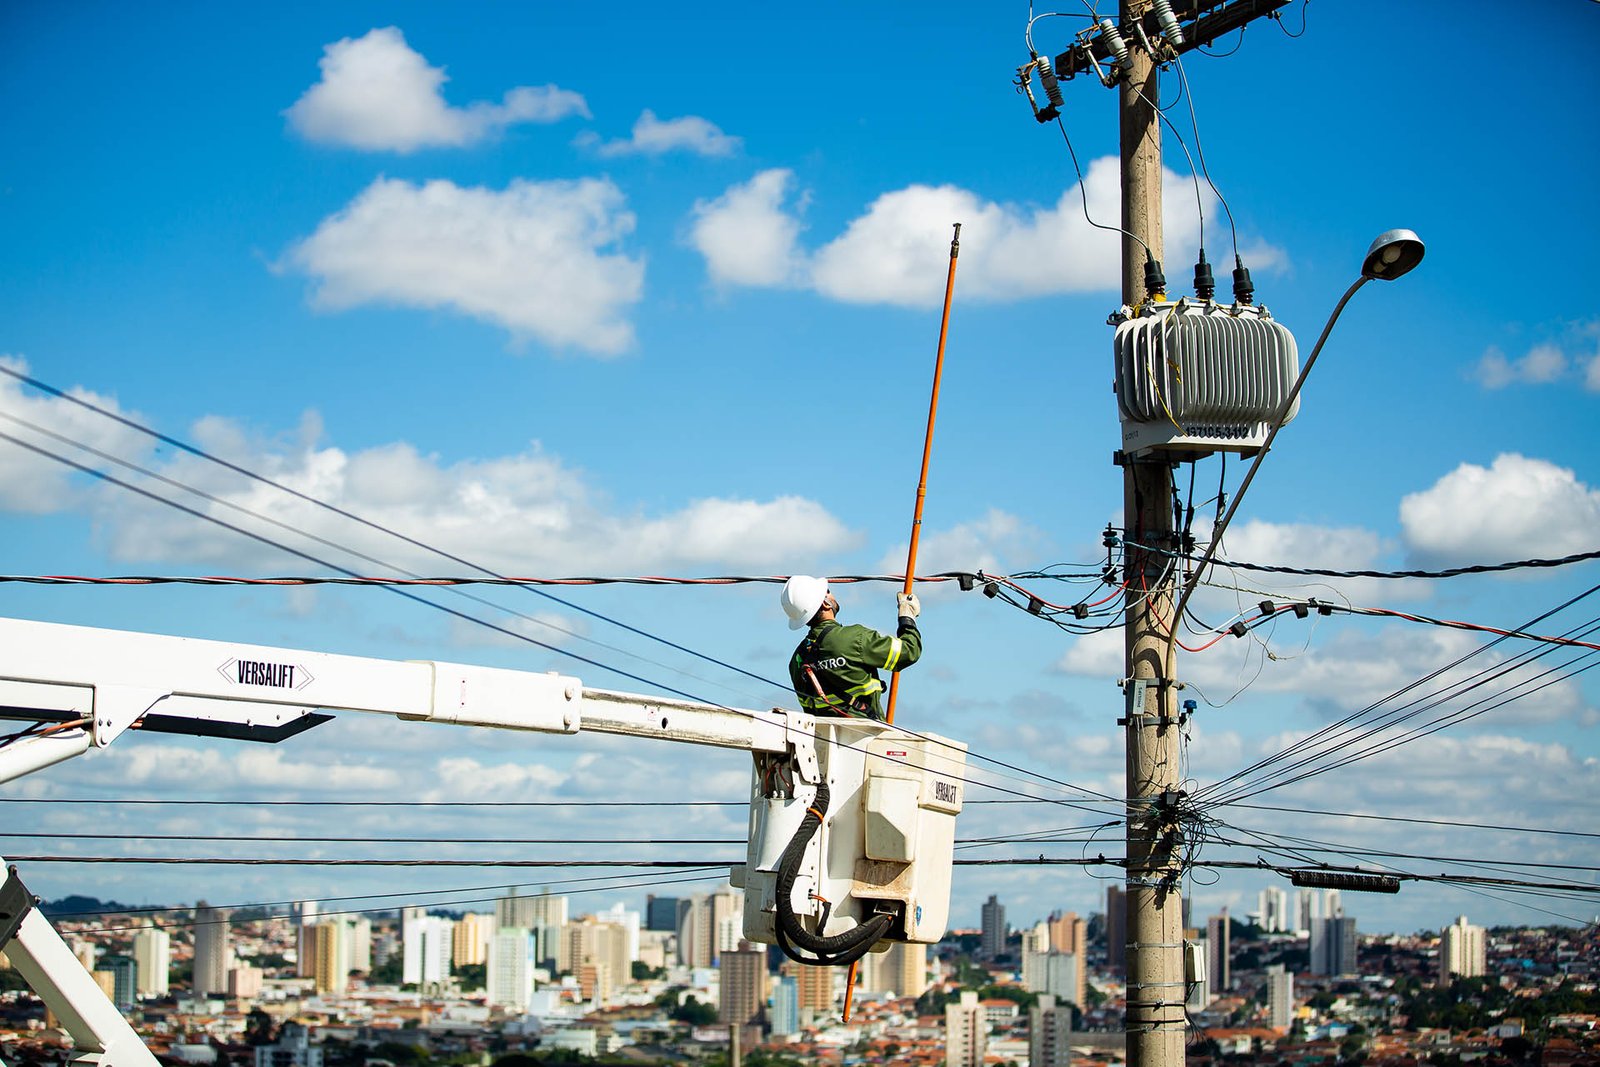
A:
789;616;922;721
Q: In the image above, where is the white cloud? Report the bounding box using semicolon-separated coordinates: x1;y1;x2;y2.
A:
1471;342;1568;389
689;169;805;288
285;176;644;354
285;26;588;152
90;421;859;576
686;158;1274;306
0;356;152;514
1587;353;1600;393
1400;454;1600;564
585;109;740;158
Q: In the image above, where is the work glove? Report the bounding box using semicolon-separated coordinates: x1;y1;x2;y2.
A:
897;592;921;620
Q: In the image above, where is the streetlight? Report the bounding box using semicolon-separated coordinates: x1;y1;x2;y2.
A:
1165;229;1426;660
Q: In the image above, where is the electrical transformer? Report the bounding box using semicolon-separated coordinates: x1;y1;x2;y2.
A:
736;719;967;962
1113;300;1301;456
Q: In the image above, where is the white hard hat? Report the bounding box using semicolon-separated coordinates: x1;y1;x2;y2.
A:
781;575;829;630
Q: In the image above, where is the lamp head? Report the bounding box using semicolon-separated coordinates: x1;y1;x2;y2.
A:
1361;229;1425;280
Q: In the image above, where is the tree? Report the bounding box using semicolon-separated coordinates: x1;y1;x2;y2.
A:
631;961;666;981
670;995;718;1026
454;963;486;991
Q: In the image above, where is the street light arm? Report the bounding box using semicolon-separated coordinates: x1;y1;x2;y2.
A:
1164;273;1370;668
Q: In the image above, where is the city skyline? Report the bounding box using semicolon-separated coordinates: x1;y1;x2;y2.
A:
1;1;1596;937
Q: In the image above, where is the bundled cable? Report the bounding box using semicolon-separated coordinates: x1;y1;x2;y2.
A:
773;781;893;967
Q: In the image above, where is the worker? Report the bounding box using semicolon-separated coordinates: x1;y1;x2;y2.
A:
780;575;921;720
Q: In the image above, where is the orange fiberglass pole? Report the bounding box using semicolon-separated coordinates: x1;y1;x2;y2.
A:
885;222;961;726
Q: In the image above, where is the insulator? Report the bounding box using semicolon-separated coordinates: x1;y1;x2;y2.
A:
1037;54;1065;109
1152;0;1185;48
1097;19;1133;73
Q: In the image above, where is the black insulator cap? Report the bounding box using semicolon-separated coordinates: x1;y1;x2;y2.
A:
958;573;975;592
1194;250;1215;300
1293;603;1310;619
1072;603;1090;620
1232;256;1254;304
983;582;999;599
1027;597;1044;616
1144;254;1166;298
1259;600;1276;616
1229;620;1249;638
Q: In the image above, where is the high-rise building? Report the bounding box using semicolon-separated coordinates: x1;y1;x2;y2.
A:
860;941;927;999
228;965;263;999
132;928;170;996
561;918;630;1004
1105;885;1127;973
291;901;318;979
645;895;681;932
980;895;1007;960
1206;909;1231;993
1309;916;1357;976
1023;949;1084;1010
1258;887;1289;934
101;955;137;1009
1266;964;1294;1030
192;902;231;997
1029;993;1074;1067
1048;911;1087;957
945;989;987;1067
770;974;800;1037
313;920;349;994
401;910;453;987
783;960;834;1017
345;916;372;975
453;912;495;968
1293;889;1315;935
487;927;535;1011
598;902;641;964
1440;915;1486;981
719;940;767;1026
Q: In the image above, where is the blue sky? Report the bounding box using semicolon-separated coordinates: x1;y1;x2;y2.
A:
2;1;1598;941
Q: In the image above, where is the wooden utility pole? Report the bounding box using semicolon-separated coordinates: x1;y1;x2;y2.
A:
1117;5;1186;1067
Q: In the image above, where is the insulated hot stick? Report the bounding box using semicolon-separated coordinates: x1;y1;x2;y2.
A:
886;222;961;725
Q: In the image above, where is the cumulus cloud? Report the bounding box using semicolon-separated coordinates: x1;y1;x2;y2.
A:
90;419;858;576
285;26;588;152
689;169;805;288
583;109;740;158
285;176;644;354
1471;343;1568;389
1400;454;1600;564
0;356;152;514
686;158;1269;306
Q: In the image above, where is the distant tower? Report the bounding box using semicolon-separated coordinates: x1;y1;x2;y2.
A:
291;900;318;979
1309;916;1357;976
192;902;231;997
312;920;348;994
1439;915;1486;981
1258;887;1288;933
1206;908;1231;992
1030;993;1074;1067
453;912;494;968
1105;885;1127;974
486;926;534;1011
945;989;987;1067
718;940;767;1027
1266;964;1295;1029
980;895;1007;960
132;928;170;996
1049;911;1087;957
770;974;801;1037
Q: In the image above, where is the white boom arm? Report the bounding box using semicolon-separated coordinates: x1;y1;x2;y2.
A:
0;614;965;1064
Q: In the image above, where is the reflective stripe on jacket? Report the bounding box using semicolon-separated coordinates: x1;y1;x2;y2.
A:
789;617;922;721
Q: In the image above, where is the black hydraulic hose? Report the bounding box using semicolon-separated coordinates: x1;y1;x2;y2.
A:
773;781;894;966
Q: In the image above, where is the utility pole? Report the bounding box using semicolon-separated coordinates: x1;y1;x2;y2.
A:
1117;4;1185;1067
1098;6;1291;1067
